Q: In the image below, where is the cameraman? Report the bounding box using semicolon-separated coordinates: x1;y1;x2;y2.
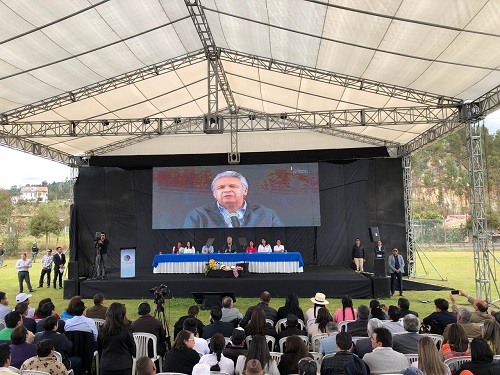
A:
94;232;109;270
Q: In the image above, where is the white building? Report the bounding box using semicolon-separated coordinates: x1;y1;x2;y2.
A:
20;186;49;203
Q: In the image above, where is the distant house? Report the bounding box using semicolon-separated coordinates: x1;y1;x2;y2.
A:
20;186;49;203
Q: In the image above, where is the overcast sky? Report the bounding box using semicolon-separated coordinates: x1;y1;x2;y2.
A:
0;109;499;190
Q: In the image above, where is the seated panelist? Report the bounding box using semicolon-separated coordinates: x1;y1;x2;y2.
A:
258;238;272;253
246;240;257;253
184;241;195;254
273;239;285;252
173;241;184;254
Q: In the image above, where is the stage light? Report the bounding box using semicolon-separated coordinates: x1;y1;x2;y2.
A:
142;118;150;125
248;114;256;120
174;117;181;124
101;120;109;127
280;113;287;120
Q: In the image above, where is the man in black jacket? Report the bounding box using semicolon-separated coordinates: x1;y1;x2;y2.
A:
277;314;307;342
320;332;358;375
346;305;370;337
173;305;204;338
52;247;66;290
132;302;167;357
240;291;278;328
202;306;234;339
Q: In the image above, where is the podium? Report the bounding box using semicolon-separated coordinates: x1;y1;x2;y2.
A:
120;248;136;278
374;258;386;277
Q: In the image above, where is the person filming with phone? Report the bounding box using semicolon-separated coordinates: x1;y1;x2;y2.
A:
450;289;492;323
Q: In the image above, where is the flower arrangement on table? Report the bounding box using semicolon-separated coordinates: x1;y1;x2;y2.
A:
205;259;244;278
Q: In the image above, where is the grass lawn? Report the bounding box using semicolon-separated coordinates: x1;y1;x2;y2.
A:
0;251;485;336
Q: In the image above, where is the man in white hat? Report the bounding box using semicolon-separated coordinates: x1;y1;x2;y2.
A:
305;292;329;323
16;293;35;318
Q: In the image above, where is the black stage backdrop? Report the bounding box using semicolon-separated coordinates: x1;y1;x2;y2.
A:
71;158;405;276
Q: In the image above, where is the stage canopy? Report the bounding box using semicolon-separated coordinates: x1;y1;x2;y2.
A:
0;0;499;164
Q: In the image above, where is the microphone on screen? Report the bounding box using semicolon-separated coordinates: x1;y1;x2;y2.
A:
230;215;240;228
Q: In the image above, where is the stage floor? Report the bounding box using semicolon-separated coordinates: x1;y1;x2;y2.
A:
78;265;449;300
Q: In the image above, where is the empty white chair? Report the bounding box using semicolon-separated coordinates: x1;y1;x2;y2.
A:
132;332;162;375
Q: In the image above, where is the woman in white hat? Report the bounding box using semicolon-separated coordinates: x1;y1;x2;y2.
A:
305;292;329;323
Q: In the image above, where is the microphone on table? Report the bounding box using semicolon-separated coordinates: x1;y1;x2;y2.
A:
230;215;240;228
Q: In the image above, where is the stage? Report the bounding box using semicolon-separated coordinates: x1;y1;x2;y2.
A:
76;265;449;300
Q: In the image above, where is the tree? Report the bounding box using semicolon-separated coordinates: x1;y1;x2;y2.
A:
0;189;13;226
29;205;62;249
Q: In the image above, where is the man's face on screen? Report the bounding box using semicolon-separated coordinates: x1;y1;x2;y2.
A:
213;177;247;209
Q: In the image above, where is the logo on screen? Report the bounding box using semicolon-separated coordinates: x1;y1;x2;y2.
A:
123;255;131;262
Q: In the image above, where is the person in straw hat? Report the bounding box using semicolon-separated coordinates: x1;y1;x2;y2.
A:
305;292;329;322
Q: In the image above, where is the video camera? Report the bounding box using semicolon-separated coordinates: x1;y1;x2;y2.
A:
149;284;172;304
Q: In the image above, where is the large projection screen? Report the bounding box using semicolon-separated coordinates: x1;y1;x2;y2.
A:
152;163;320;229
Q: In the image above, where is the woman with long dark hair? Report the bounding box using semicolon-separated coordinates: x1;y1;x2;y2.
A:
333;295;357;323
458;338;500;374
165;329;202;374
277;293;305;322
308;307;333;342
235;335;279;375
369;300;387;320
441;323;471;361
277;335;312;375
305;292;329;322
200;333;235;374
97;302;136;375
245;306;277;339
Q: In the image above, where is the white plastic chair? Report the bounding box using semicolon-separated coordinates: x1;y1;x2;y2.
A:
422;334;444;349
310;333;328;352
265;318;275;327
20;371;51;375
277;318;287;332
297;319;306;331
93;318;106;331
0;319;5;330
338;320;356;332
94;350;100;375
132;332;162;375
209;372;230;375
310;351;323;368
8;367;20;374
270;351;282;364
306;318;316;331
444;356;471;372
405;354;419;365
265;335;276;352
53;352;74;375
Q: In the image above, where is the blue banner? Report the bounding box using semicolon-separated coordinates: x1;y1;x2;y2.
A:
120;248;136;278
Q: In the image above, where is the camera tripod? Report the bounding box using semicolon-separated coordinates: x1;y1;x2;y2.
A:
91;249;106;280
154;299;171;350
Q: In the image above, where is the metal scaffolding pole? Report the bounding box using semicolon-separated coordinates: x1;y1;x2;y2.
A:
466;119;492;302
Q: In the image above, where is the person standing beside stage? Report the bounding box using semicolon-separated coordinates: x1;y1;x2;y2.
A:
374;240;385;259
52;247;66;290
273;240;285;252
38;249;53;288
389;247;405;297
31;242;39;263
258;238;272;253
16;252;35;293
351;238;365;272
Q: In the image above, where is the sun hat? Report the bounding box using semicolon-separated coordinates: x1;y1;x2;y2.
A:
310;292;329;305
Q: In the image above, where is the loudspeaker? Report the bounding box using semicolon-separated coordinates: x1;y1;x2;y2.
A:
68;261;79;280
373;277;391;298
63;279;79;299
374;258;386;277
368;227;380;242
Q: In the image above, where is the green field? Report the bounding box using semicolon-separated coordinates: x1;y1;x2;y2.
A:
0;251;488;335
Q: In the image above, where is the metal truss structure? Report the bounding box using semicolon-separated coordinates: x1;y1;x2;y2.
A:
466;119;493;302
403;156;416;278
185;0;237;115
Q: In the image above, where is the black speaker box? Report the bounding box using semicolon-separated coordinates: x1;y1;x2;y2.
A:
68;261;79;280
374;258;386;277
373;277;391;298
63;279;79;299
369;227;380;242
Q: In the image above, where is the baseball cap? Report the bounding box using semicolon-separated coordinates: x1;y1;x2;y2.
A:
16;293;32;303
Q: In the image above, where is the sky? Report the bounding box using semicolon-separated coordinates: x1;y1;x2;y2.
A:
0;109;499;190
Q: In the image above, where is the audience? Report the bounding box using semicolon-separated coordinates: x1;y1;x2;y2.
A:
481;318;500;355
422;298;457;335
369;300;387;320
398;297;419;318
174;305;205;338
278;293;305;322
131;302;167;358
278;335;312;375
203;306;234;339
235;335;279;375
15;294;35;319
240;291;278;328
278;314;307;343
33;298;57;320
9;325;36;369
164;329;202;374
334;295;357;323
0;293;10;321
362;327;408;374
452;290;492;323
183;317;210;355
308;307;334;346
35;302;65;333
136;356;156;375
223;328;248;366
97;302;135;375
298;357;318;375
244;306;277;341
412;336;450;375
392;314;426;354
445;306;481;340
221;296;243;325
15;302;36;334
320;332;357;375
353;318;384;359
199;333;235;374
20;339;69;375
243;359;264;375
0;312;24;342
345;305;370;337
61;296;82;320
318;321;339;356
85;293;108;320
382;305;405;333
63;300;98;340
0;343;13;372
441;323;471;360
305;292;329;322
457;338;500;375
